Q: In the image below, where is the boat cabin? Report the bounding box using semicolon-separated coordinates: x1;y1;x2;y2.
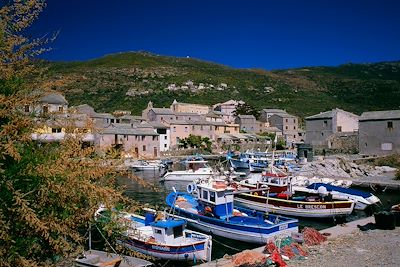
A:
258;171;289;193
196;180;234;219
149;219;186;244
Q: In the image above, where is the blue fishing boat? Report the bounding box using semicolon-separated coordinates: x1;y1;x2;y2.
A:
166;180;299;244
226;151;249;169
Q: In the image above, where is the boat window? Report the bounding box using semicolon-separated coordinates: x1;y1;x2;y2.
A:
155;229;162;234
203;190;208;200
210;191;216;203
173;226;183;238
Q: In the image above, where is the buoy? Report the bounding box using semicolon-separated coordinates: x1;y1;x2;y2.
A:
187;183;197;194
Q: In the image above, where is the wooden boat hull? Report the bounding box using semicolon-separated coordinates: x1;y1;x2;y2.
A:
234;193;355;218
117;236;211;262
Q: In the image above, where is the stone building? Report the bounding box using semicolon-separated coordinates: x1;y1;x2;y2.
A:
359;110;400;156
305;108;359;148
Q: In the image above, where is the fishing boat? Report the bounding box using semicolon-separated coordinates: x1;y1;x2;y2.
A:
292;183;381;210
234;168;355;218
96;207;212;262
226;151;249;169
126;160;165;171
75;250;153;267
166;180;299;244
161;159;213;181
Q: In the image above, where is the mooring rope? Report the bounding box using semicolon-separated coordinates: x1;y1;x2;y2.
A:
212;237;241;251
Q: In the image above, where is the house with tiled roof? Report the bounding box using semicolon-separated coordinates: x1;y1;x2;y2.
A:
171;99;210;114
97;123;160;158
305;108;359;148
359;110;400;155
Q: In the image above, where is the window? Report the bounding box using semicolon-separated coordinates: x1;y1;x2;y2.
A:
215;126;218;130
294;135;296;138
202;190;208;200
293;119;296;123
200;126;203;130
285;126;288;130
24;105;30;112
286;119;288;123
294;126;296;130
365;143;368;147
142;145;146;151
142;136;145;141
381;143;393;151
210;191;216;203
173;126;176;132
111;119;114;123
52;128;61;133
161;117;163;121
153;136;157;141
42;106;48;114
164;136;167;140
337;126;342;132
164;144;167;148
321;132;324;136
170;117;173;120
184;127;188;132
210;126;212;130
388;121;393;129
173;226;183;238
155;229;162;234
323;120;327;127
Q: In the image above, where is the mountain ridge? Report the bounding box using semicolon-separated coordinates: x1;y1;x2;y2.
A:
41;51;400;118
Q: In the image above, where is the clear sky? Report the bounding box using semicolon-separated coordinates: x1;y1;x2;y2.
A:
29;0;400;69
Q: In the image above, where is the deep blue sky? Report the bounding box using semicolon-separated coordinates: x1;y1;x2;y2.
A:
30;0;400;69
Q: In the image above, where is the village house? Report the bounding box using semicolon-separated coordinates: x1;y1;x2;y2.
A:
31;113;95;144
97;123;159;158
305;108;359;149
235;115;258;133
146;121;171;152
259;108;287;122
359;110;400;156
170;99;210;114
168;120;215;148
269;113;300;147
213;99;245;123
25;92;69;116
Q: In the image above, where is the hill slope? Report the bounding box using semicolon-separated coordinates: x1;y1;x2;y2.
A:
42;52;400;118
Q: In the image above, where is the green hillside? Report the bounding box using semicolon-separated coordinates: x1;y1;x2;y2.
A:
42;52;400;118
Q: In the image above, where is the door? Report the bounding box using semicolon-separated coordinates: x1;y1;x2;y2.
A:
153;147;158;158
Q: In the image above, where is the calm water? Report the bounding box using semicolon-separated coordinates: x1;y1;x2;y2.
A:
118;166;400;263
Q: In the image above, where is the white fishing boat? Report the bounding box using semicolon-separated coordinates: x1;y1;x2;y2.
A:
126;160;164;171
292;183;380;211
96;208;212;262
161;159;213;181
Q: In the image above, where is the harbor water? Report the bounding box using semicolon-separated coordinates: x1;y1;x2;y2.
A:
118;166;400;263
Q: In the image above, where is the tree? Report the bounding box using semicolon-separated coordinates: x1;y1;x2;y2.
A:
0;1;129;266
232;103;260;119
178;134;213;153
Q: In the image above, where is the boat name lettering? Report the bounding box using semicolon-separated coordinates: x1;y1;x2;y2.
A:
297;204;327;209
152;245;170;251
279;224;288;230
